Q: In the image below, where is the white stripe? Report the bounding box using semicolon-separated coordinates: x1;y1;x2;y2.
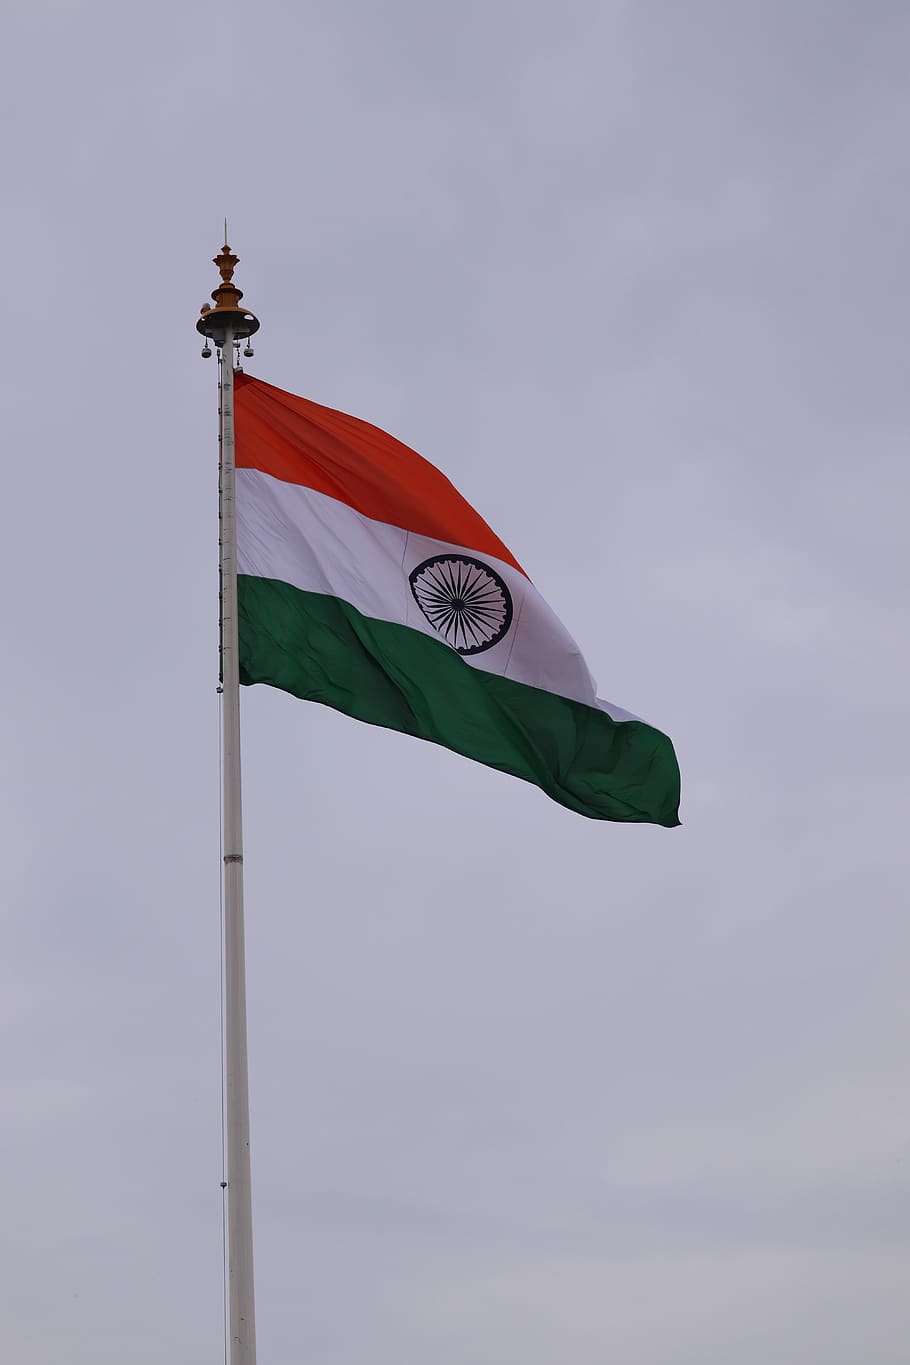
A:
237;468;639;721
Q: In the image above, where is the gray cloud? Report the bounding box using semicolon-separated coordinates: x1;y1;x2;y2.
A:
2;1;908;1361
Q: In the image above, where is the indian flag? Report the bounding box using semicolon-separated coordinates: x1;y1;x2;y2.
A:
234;373;680;826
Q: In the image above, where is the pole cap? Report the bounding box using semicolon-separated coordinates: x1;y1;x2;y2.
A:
197;242;260;346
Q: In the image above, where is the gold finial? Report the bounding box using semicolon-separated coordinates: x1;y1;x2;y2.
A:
197;238;260;346
210;243;243;310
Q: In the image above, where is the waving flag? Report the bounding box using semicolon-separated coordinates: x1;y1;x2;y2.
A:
234;372;680;825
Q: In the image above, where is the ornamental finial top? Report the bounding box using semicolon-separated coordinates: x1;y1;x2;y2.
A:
197;234;259;345
210;242;243;310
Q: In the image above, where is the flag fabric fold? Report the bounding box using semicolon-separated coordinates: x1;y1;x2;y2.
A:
234;372;680;826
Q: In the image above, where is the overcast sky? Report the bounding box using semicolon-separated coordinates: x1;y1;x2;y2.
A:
2;1;909;1361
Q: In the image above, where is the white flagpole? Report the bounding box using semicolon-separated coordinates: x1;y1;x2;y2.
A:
198;246;260;1365
220;322;256;1365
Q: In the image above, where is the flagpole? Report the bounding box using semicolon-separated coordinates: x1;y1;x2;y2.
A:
198;245;260;1365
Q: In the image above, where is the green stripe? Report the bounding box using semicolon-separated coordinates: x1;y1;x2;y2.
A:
239;576;680;826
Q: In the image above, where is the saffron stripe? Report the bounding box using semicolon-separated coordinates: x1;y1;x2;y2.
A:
234;372;525;573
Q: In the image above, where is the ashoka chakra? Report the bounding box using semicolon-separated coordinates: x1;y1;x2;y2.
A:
409;554;513;655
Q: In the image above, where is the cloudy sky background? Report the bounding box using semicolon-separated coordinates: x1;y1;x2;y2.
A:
2;1;909;1360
